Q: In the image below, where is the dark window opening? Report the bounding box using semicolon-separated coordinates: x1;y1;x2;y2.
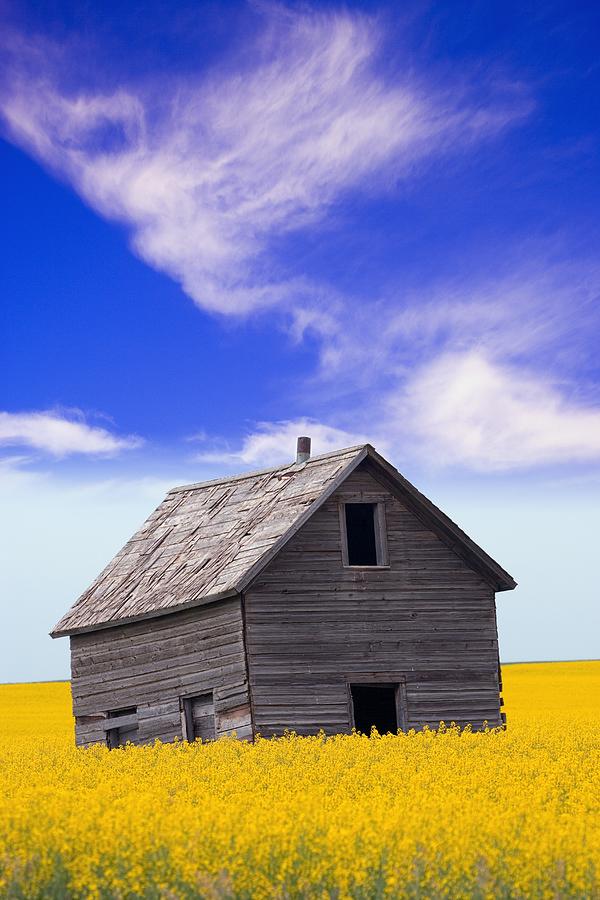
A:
183;692;215;742
345;503;378;566
351;684;398;735
106;707;138;749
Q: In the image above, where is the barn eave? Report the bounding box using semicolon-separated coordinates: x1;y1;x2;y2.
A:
49;588;240;638
50;442;516;639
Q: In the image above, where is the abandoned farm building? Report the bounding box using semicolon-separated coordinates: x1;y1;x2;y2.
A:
51;440;516;747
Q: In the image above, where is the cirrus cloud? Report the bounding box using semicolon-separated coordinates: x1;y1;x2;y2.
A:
194;418;373;468
0;6;530;316
0;410;142;458
398;351;600;471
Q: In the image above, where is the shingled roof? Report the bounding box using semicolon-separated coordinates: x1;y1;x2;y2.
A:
51;446;365;636
51;444;516;637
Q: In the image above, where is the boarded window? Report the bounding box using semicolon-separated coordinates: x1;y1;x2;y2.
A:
343;503;385;566
183;692;215;742
351;684;398;735
106;707;138;748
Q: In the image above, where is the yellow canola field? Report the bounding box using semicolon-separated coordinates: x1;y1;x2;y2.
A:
0;661;599;899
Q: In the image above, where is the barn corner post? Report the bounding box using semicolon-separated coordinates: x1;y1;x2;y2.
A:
240;589;257;742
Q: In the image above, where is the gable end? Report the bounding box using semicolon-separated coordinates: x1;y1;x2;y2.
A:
240;446;516;595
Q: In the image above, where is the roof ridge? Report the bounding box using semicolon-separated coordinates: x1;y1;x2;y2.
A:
167;444;367;494
50;440;516;638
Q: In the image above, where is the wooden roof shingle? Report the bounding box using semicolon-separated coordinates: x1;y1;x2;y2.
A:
51;443;516;638
51;446;365;636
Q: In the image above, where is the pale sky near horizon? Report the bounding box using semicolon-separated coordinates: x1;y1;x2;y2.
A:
1;0;599;681
1;461;598;683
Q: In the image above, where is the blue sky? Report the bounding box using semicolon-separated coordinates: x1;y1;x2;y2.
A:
1;0;599;681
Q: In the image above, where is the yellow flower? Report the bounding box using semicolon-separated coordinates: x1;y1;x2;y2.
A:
0;662;598;898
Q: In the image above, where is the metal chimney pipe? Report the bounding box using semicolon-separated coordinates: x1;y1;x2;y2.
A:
296;435;311;464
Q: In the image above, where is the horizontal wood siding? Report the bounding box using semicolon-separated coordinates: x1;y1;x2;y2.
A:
245;463;501;735
70;597;251;746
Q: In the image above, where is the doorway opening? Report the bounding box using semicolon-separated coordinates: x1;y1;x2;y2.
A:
182;692;215;742
105;707;138;749
350;684;398;735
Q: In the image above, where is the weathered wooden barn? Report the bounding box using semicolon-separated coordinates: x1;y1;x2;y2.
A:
52;440;516;746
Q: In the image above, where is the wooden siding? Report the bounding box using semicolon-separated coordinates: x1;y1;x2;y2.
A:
70;597;252;746
54;447;362;636
244;462;502;736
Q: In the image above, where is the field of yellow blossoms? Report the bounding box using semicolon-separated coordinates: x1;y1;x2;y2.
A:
1;661;599;899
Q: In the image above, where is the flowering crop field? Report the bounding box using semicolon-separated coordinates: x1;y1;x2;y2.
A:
1;662;599;899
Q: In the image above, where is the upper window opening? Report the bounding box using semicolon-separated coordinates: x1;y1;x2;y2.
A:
345;503;378;566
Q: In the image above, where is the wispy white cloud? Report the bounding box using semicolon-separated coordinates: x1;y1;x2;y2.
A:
0;410;142;457
0;6;529;315
4;6;595;475
396;351;600;470
211;347;600;473
281;256;600;470
295;259;600;385
188;258;600;474
195;418;372;468
193;339;600;472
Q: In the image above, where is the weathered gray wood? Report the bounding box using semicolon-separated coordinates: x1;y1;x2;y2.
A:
184;692;215;742
245;463;504;736
217;702;252;733
52;444;514;638
71;597;250;747
65;446;512;748
53;447;365;636
101;713;138;731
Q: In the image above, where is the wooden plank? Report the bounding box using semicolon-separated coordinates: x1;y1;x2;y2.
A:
244;463;502;736
217;703;252;732
101;713;138;731
69;452;506;746
70;598;250;745
54;446;366;636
